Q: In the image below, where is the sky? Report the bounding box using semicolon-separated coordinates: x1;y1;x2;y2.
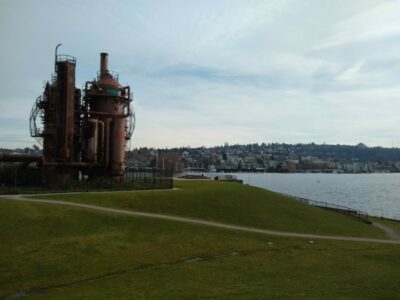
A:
0;0;399;149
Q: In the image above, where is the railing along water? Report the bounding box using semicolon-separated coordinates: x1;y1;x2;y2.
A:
283;194;370;223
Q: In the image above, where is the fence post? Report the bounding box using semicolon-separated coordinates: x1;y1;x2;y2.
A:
14;168;17;193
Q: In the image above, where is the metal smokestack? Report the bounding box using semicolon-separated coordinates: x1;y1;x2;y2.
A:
100;52;109;76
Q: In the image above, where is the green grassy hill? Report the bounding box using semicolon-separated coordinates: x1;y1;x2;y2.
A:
34;180;384;238
1;180;399;299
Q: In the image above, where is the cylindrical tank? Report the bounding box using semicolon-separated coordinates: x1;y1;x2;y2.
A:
85;119;98;163
83;53;131;181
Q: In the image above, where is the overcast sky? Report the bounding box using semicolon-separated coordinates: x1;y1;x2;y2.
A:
1;0;399;149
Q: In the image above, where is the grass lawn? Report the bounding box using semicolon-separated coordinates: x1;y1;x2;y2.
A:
33;180;385;239
1;197;400;299
373;217;400;233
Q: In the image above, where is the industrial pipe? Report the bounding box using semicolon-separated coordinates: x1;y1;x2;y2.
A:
97;120;105;163
100;52;109;76
43;162;93;168
0;153;43;163
55;43;62;71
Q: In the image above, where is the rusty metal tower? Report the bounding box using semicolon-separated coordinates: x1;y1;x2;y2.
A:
82;53;135;181
30;45;82;184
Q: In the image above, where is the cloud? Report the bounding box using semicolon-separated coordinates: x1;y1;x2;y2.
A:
0;0;399;149
314;1;400;50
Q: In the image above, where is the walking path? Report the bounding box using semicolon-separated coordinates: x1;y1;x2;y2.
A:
372;222;400;241
2;194;400;245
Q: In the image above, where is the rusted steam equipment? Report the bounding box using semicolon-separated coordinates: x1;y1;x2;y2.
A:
28;46;135;184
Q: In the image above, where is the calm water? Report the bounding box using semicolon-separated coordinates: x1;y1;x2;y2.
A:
205;173;400;220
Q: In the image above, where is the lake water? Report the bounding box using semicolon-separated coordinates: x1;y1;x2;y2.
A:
204;173;400;220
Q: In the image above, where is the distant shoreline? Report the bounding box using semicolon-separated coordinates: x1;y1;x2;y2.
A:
186;170;400;175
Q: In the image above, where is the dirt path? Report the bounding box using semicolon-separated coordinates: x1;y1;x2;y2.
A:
2;194;400;245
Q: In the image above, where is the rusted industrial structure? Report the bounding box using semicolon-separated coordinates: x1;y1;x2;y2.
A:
0;46;175;190
82;52;133;181
24;45;135;184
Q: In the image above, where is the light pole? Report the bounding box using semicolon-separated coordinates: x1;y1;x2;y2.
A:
156;150;159;169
